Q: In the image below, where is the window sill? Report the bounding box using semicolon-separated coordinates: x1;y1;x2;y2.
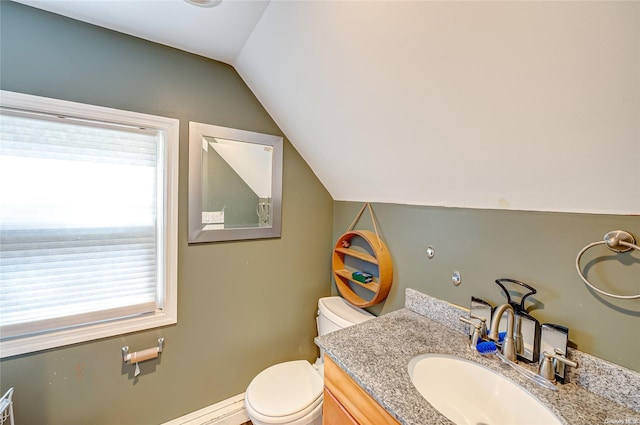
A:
0;309;177;358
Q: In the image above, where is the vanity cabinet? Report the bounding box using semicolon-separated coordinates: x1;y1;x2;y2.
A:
323;356;400;425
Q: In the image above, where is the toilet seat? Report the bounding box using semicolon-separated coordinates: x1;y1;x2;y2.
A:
245;360;323;424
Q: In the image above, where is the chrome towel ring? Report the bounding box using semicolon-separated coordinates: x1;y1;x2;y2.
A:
575;230;640;299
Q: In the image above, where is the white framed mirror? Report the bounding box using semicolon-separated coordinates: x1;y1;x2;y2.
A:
188;122;283;243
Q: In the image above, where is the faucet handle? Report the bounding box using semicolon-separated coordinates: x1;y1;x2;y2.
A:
469;314;488;339
459;316;481;329
538;350;578;383
459;316;481;350
550;349;578;368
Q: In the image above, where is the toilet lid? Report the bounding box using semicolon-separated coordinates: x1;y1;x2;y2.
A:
318;296;374;327
246;360;323;418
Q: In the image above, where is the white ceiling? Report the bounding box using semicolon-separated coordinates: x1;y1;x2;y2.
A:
12;0;268;64
12;0;640;215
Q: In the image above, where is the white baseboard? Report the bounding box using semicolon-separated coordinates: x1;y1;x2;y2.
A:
162;393;249;425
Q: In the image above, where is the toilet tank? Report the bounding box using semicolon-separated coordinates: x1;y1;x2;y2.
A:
317;296;374;336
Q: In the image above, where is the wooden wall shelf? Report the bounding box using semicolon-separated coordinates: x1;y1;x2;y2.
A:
332;230;393;307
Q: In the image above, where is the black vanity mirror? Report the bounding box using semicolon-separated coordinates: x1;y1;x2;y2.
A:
188;122;283;243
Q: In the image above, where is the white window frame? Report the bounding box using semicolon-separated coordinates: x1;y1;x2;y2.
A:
0;91;179;358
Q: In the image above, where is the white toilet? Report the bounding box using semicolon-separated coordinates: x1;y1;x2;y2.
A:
244;296;374;425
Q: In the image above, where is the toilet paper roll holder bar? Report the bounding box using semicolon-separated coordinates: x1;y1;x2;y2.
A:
122;337;165;364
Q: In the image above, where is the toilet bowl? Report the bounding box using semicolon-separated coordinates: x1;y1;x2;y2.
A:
245;296;374;425
245;360;323;425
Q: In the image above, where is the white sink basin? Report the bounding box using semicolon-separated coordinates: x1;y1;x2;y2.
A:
408;353;562;425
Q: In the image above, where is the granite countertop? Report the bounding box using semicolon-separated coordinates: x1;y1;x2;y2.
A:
316;306;640;425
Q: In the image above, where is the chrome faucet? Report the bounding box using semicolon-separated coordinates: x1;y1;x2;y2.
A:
488;304;517;362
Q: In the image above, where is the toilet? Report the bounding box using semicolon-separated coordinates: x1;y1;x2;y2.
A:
244;296;374;425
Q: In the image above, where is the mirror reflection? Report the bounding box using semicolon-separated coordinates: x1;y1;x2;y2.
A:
189;122;283;243
202;136;273;229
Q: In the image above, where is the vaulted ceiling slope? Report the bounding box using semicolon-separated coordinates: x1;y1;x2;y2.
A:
12;1;640;215
12;0;269;64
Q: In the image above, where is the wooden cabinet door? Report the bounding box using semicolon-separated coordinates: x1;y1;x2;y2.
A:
323;356;401;425
323;387;359;425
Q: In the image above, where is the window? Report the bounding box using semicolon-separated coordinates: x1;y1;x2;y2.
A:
0;91;179;357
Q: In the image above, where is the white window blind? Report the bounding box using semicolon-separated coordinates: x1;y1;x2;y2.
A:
0;108;166;341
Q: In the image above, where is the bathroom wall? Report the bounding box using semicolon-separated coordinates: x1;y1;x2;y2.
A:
333;202;639;372
0;3;333;424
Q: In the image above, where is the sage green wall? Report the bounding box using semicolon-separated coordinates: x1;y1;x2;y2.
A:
333;202;639;372
0;3;333;424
